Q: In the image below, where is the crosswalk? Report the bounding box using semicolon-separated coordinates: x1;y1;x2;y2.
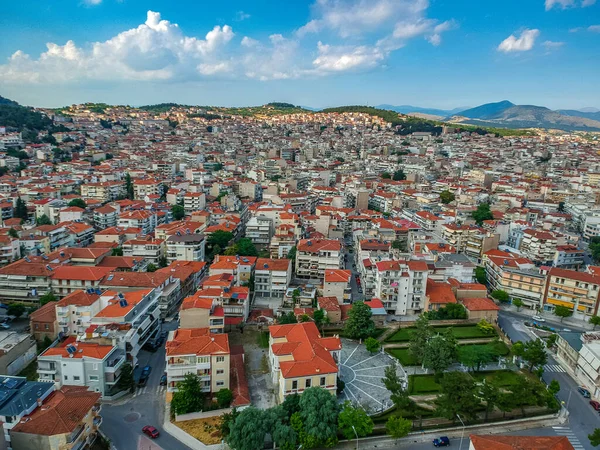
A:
133;385;167;397
552;426;585;450
544;364;566;373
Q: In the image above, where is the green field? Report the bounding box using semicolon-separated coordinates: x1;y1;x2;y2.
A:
408;375;442;395
258;331;270;348
470;370;522;387
387;348;419;366
386;325;496;343
460;341;510;357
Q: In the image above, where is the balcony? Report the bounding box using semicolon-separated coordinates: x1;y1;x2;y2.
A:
93;416;102;428
68;425;85;444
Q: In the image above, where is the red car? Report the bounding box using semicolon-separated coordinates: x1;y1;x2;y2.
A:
590;400;600;411
142;425;160;439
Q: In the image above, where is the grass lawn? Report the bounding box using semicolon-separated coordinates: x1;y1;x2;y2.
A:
324;328;386;340
408;374;442;395
471;370;521;387
459;341;510;357
18;360;38;381
372;405;436;423
387;348;419;366
386;325;495;343
258;331;269;348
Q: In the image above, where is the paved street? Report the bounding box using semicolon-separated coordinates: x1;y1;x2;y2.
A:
498;310;599;450
344;242;364;302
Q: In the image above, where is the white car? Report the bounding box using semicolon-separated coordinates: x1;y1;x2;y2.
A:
532;315;545;322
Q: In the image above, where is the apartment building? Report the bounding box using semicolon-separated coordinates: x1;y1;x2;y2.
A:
165;328;230;393
373;260;428;315
268;322;341;403
55;289;102;336
179;296;224;333
543;268;600;319
34;224;73;251
93;205;118;230
122;236;165;264
10;386;101;450
0;260;56;305
412;210;443;233
322;269;352;304
63;222;95;248
576;332;600;400
238;181;262;201
51;266;112;297
295;239;343;280
245;216;274;250
464;232;500;263
183;192;206;214
520;229;559;265
269;224;297;259
166;233;206;263
118;210;157;235
133;179;161;200
209;255;256;285
81;181;123;202
254;258;292;299
189;285;250;323
0;236;20;266
29;301;58;342
553;245;585;270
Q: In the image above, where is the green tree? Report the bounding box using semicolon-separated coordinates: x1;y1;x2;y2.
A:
591;315;600;330
158;255;168;268
522;339;548;372
281;394;301;420
287;246;296;264
409;315;433;365
512;341;525;357
125;173;134;200
381;172;391;179
116;362;135;392
111;247;123;256
365;337;381;354
423;329;458;381
219;408;240;439
458;344;495;372
235;238;259;257
589;428;600;447
386;416;412;440
146;263;158;272
8;228;18;239
313;309;326;332
475;266;487;285
171;373;205;415
171;204;185;220
546;334;558;348
207;230;234;250
344;302;375;340
558;201;565;213
216;388;233;408
337;401;373;440
512;298;524;311
39;291;57;306
7;303;25;318
479;380;501;422
391;240;407;252
472;203;493;225
382;362;413;411
36;214;52;226
439;190;455;204
279;311;298;324
436;371;480;421
548;379;560;397
508;377;545;415
227;407;273;450
298;387;339;448
491;289;510;303
68;198;87;209
554;305;573;322
14;197;28;220
392;169;406;181
476;318;496;335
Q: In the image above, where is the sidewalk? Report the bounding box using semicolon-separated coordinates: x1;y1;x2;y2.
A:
501;305;593;331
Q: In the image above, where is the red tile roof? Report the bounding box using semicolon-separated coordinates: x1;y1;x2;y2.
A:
166;328;230;356
426;279;457;304
324;269;351;283
469;434;574;450
461;297;500;312
297;238;341;253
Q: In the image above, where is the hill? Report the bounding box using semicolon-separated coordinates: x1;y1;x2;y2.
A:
376;104;466;117
558;109;600;122
454;101;515;120
0;94;62;141
0;96;19;107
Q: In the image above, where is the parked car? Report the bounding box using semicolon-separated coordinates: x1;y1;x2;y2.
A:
138;365;152;386
578;386;591;398
0;323;10;330
433;436;451;447
142;426;160;439
590;400;600;411
532;315;545;322
160;373;167;386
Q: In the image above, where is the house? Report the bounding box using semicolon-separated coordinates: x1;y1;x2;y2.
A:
254;258;292;300
118;210;157;235
268;322;341;403
9;386;101;450
425;279;457;311
460;297;500;322
209;255;257;285
317;297;342;323
122;236;165;264
51;266;112;297
555;331;583;374
322;269;351;304
165;328;230;393
469;434;574;450
29;301;58;342
296;239;342;280
179;296;225;333
364;298;387;327
166;233;206;263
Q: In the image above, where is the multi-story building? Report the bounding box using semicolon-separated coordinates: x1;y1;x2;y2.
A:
93;205;119;230
245;216;274;250
295;239;342;280
51;266;112;298
553;245;585;270
519;229;559;265
81;181;123;202
373;260;428;315
122;236;165;264
29;300;58;342
183;192;206;214
0;260;56;305
165;328;230;393
0;236;20;266
322;269;352;304
576;332;600;400
166;233;206;263
179;296;225;333
118;210;157;235
9;386;101;450
34;224;73;251
268;322;341;402
254;258;292;299
55;289;102;336
209;255;256;285
133;179;161;200
543;268;600;319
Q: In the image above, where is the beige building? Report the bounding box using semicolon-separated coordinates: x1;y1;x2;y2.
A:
295;239;343;280
322;269;352;304
543;268;600;319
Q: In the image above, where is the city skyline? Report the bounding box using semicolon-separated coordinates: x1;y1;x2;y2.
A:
1;0;599;109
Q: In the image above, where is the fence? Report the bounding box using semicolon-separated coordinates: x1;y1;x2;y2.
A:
175;407;232;422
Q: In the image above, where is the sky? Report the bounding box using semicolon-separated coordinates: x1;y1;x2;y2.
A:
1;0;599;110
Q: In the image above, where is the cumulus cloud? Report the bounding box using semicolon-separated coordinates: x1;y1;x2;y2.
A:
589;24;600;32
235;11;251;21
545;0;595;9
497;29;540;53
582;0;597;5
82;0;102;5
542;40;564;53
312;42;386;72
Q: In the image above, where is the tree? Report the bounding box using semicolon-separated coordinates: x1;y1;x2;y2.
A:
39;291;57;306
207;230;234;250
313;309;326;332
297;387;339;448
216;388;233;408
475;266;487;285
68;198;87;209
7;228;18;239
391;239;407;252
287;246;296;264
220;408;240;439
423;329;458;381
344;302;375;340
337;401;373;440
171;204;185;221
381;172;391;179
472;203;494;225
158;256;168;268
512;341;525;357
279;311;298;324
14;197;28;220
36;214;52;226
409;315;433;365
558;201;565;213
508;377;545;415
365;337;381;354
439;190;455;204
591;315;600;330
227;407;273;450
512;298;524;311
522;339;548;372
6;303;25;318
546;334;558;348
382;362;412;411
386;416;411;440
491;289;510;303
281;394;301;420
479;380;501;422
554;305;573;322
171;373;205;415
146;263;158;272
548;379;560;397
427;303;467;320
436;371;480;421
125;173;134;200
392;169;406;181
234;238;258;257
111;247;123;256
116;363;135;393
459;344;495;372
476;318;496;335
589;428;600;447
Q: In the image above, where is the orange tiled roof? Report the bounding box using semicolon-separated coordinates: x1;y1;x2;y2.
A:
166;328;230;356
461;297;500;312
426;279;457;304
469;434;574;450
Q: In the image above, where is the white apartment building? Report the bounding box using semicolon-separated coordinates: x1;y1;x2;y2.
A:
374;260;429;315
245;216;274;250
576;333;600;399
295;239;343;280
166;233;206;263
254;258;292;299
519;229;559;264
183;192;206;214
118;210;158;235
122;236;165;264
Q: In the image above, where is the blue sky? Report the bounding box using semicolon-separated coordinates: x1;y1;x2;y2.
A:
1;0;599;109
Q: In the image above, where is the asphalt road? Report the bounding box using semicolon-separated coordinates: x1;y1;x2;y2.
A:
344;243;364;302
100;321;192;450
498;310;599;450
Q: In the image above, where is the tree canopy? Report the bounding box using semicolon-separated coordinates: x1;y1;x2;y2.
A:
440;190;455;204
171;373;205;415
337;401;373;441
436;371;480;421
521;338;548;372
472;203;493;225
553;305;573;322
409;315;433;365
344;302;375;340
68;198;87;209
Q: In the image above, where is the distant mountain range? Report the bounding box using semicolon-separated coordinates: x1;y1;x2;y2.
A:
376;104;468;117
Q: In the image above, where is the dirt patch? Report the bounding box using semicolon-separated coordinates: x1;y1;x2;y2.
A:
173;416;223;445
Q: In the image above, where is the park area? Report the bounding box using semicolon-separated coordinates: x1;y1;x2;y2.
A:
385;324;496;343
387;340;510;366
407;369;523;395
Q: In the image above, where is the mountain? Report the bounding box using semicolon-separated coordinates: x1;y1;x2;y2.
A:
578;107;600;113
376;104;467;117
0;96;19;107
557;109;600;122
448;100;600;131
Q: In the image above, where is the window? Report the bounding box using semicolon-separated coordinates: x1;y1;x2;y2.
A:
197;356;210;364
73;376;80;381
44;324;49;330
64;375;68;381
292;380;298;390
320;377;326;386
305;379;311;388
216;381;225;387
217;369;224;375
89;375;99;381
216;356;225;363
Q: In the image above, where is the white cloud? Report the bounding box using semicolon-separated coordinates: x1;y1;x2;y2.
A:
582;0;597;5
497;29;540;53
545;0;595;8
235;11;251;21
312;41;386;72
241;36;259;48
542;40;564;53
82;0;102;5
589;24;600;32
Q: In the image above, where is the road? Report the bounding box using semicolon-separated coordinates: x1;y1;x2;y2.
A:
101;320;192;450
498;310;599;450
343;239;364;302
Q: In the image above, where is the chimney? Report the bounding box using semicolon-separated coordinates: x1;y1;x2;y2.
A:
36;398;43;407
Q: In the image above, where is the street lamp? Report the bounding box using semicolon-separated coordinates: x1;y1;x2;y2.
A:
456;414;465;450
351;425;358;450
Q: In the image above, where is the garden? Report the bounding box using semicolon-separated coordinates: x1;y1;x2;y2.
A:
385;323;496;343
